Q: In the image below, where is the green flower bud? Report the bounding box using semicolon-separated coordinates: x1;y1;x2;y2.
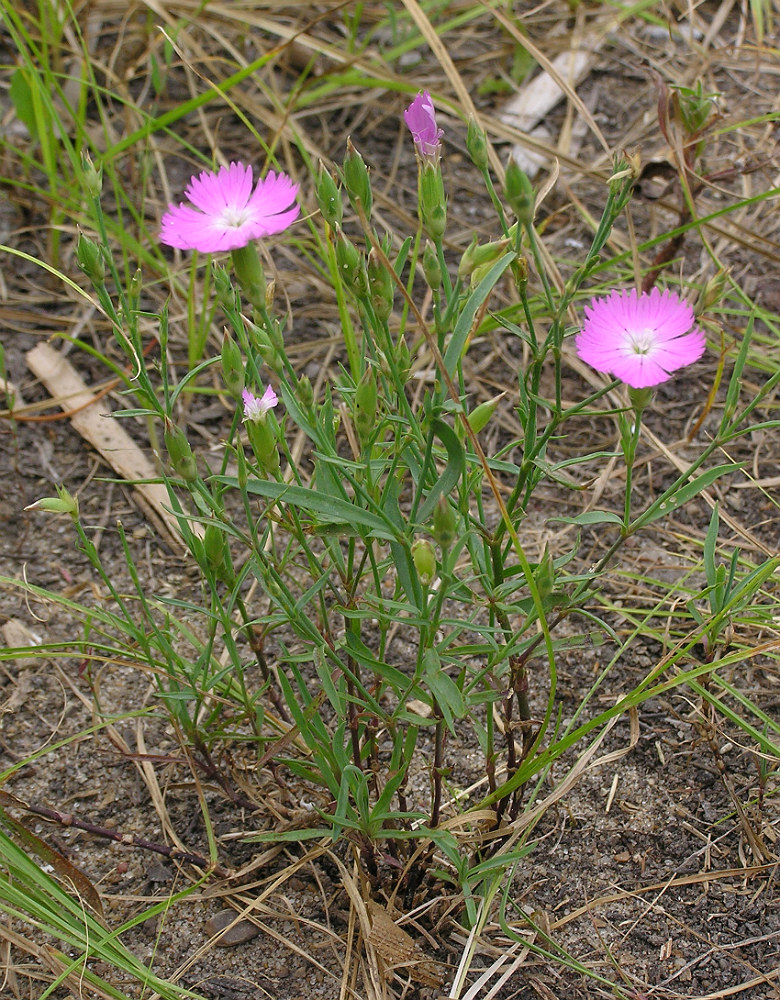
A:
334;227;367;297
316;161;343;228
297;373;314;409
248;323;283;374
459;392;505;439
204;523;235;585
342;138;372;220
354;367;377;444
422;240;442;290
80;149;102;199
412;538;437;587
505;159;536;227
457;236;479;282
367;247;394;322
76;233;105;286
213;264;235;310
220;331;244;399
466;117;489;171
459;236;511;283
129;268;142;306
535;545;555;601
432;495;458;549
25;485;79;519
164;419;198;483
396;336;411;381
204;523;226;571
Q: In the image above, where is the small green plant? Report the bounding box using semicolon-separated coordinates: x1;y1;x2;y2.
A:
14;89;778;916
1;4;779;989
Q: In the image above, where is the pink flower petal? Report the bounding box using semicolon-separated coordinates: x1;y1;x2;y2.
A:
242;384;278;422
574;287;705;388
404;91;443;163
160;162;300;253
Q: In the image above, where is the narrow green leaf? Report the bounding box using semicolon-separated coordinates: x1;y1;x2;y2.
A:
418;418;465;521
443;253;515;377
633;464;742;530
551;511;624;526
214;475;397;539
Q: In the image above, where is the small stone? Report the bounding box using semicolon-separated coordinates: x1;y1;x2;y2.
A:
205;908;261;947
146;862;173;882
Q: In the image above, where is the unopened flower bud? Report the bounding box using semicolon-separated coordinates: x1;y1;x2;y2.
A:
460;237;512;284
459;392;505;438
25;485;79;519
466;117;489;171
367;247;394;323
213;264;235;309
422;241;442;290
248;323;283;373
505;159;536;227
342;139;372;220
334;227;367;297
76;233;105;286
129;268;142;305
412;538;437;587
396;336;411;381
81;150;102;199
204;523;228;573
354;367;378;444
432;495;458;549
404;91;443;166
164;419;198;483
221;331;244;399
297;374;314;409
535;545;555;601
316;161;343;228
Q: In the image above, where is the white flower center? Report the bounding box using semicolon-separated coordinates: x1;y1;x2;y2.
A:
221;206;250;228
627;327;656;356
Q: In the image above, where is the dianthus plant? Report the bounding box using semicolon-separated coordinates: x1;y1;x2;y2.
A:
56;94;777;917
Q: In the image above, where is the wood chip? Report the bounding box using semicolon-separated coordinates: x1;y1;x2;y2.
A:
501;48;594;135
25;342;188;549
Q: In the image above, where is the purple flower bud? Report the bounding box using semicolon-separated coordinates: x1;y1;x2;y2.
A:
404;91;443;165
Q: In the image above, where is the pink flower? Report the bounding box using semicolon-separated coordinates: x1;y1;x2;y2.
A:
242;385;278;422
575;288;706;389
160;162;299;253
404;91;443;164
